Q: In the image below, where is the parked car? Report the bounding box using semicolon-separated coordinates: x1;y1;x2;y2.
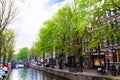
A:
0;69;6;79
0;74;3;80
2;67;8;73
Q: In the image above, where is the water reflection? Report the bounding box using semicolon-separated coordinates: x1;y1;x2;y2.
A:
9;68;68;80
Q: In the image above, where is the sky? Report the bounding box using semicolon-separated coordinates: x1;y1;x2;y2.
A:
10;0;69;53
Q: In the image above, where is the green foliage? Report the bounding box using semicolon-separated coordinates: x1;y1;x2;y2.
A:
16;47;29;60
79;53;84;63
33;0;120;63
0;29;15;64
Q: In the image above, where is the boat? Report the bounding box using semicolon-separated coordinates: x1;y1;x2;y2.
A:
16;64;24;68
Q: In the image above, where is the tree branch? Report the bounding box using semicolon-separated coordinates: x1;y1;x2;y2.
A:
111;0;120;10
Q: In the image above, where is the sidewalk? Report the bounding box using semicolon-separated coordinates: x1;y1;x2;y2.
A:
52;66;120;80
66;67;119;75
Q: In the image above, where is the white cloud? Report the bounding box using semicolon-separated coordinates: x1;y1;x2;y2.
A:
11;0;67;52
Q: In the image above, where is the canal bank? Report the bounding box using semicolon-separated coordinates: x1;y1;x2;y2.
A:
4;68;11;80
30;64;120;80
4;70;10;80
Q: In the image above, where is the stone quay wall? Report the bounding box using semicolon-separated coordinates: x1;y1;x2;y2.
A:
30;64;120;80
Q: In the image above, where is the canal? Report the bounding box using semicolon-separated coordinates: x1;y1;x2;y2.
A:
9;68;68;80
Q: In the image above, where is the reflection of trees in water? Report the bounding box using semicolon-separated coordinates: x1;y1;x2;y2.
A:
31;68;38;80
18;69;27;80
31;68;40;80
35;69;37;80
31;68;33;80
10;68;69;80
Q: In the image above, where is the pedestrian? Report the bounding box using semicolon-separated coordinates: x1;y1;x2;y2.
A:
75;63;80;72
97;67;102;75
111;64;117;76
118;64;120;75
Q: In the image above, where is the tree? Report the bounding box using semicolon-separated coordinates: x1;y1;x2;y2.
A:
53;6;75;70
35;2;90;71
72;0;93;72
34;19;57;67
16;47;29;61
0;0;17;66
0;0;17;35
6;29;15;63
0;29;15;66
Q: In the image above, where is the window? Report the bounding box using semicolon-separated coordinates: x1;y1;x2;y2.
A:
94;59;100;66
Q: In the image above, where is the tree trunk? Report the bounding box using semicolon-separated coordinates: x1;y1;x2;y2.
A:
43;53;45;66
58;53;63;69
51;52;54;68
59;58;63;69
3;53;6;67
78;38;83;72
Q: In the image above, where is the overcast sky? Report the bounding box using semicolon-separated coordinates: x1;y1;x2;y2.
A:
10;0;69;53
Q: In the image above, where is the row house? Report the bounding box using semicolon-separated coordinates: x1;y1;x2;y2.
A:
84;8;120;69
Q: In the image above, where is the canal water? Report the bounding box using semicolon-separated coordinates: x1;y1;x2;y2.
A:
9;68;68;80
